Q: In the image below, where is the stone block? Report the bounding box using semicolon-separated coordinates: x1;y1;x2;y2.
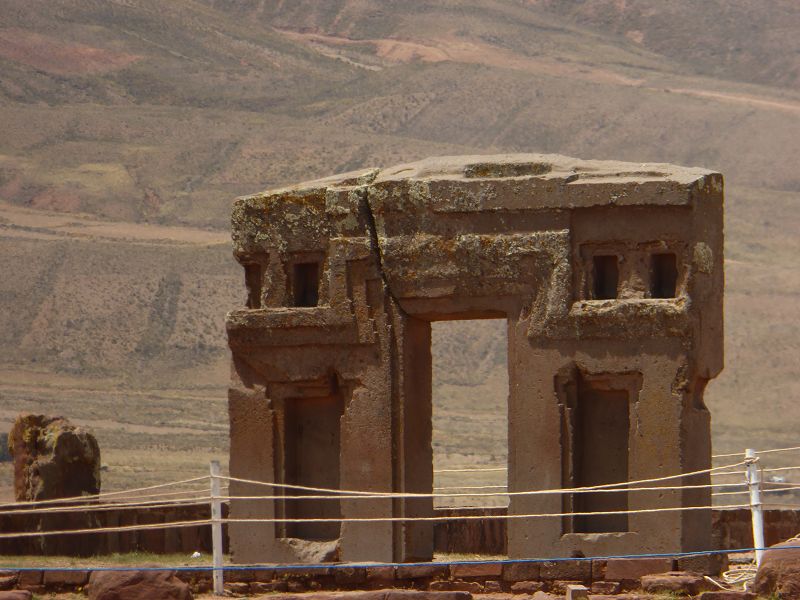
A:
566;584;589;600
590;581;620;594
430;580;483;593
676;554;728;575
251;581;288;593
640;571;711;595
698;592;755;600
511;581;545;594
605;558;674;581
15;571;41;587
43;569;90;587
591;560;607;581
0;592;33;600
335;567;367;586
0;577;16;592
540;561;591;582
502;562;540;582
366;566;396;584
550;580;584;595
396;565;449;580
225;581;250;594
450;563;503;578
483;581;503;593
384;592;473;600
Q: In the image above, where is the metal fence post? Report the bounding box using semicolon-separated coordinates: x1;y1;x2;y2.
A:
746;448;765;567
210;460;224;595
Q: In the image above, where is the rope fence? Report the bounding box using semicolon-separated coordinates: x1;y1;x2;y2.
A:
3;444;800;595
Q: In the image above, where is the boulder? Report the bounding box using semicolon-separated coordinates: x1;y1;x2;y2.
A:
9;414;100;501
87;570;192;600
754;540;800;600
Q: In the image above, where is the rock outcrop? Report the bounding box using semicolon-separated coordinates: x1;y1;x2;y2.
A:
9;414;100;502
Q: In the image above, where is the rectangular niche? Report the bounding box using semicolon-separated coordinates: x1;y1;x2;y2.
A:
277;394;344;541
292;262;321;307
651;252;678;298
592;255;619;300
559;371;640;535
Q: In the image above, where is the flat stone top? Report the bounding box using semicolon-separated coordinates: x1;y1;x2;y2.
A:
373;153;717;186
236;153;722;211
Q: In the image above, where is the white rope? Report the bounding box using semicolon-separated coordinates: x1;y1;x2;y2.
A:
1;477;211;508
0;518;211;540
434;467;505;474
221;502;748;525
223;481;747;502
0;497;213;517
220;460;746;499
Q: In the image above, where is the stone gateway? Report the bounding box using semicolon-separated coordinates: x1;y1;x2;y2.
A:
225;154;724;564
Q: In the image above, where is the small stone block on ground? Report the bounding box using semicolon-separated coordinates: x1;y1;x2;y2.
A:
605;558;674;581
566;584;589;600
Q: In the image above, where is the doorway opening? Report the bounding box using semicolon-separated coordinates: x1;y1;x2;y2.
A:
431;318;509;509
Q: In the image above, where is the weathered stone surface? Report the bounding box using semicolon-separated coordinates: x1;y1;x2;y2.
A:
698;592;755;600
510;581;545;594
366;567;396;584
227;154;724;564
86;570;192;600
15;572;41;587
43;569;90;587
429;581;483;593
0;592;32;600
253;592;473;600
396;565;448;580
0;576;16;591
566;584;589;600
754;541;800;600
483;581;503;593
675;554;727;575
540;561;591;582
589;581;620;594
604;558;674;581
9;414;100;501
450;563;502;578
502;562;540;582
640;571;710;595
251;581;289;593
225;581;250;594
335;567;368;586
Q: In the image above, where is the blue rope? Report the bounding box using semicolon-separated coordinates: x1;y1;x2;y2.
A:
2;545;795;572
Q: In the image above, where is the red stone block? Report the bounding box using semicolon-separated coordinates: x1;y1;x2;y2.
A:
450;563;503;578
43;570;90;587
604;558;674;581
502;562;540;582
540;561;591;582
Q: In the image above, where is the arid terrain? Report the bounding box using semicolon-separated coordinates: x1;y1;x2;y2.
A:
1;0;799;502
